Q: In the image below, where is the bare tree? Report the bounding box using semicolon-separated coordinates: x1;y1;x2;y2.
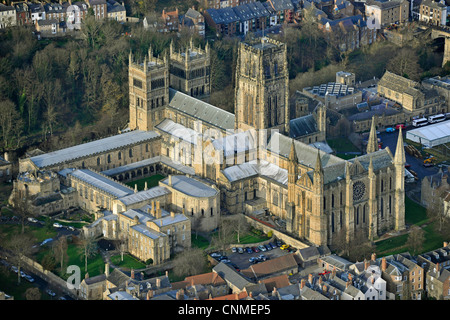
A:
172;248;206;278
79;233;98;274
229;214;250;244
210;217;235;254
405;226;425;256
6;233;34;285
52;235;69;274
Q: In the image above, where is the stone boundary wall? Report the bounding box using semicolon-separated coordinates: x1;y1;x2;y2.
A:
243;215;310;250
22;256;78;299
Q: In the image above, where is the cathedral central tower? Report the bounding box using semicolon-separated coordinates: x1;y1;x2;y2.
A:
234;37;289;134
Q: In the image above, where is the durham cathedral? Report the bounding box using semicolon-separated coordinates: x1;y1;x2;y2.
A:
12;36;405;258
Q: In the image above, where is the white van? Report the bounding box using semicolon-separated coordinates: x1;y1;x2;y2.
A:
428;114;446;124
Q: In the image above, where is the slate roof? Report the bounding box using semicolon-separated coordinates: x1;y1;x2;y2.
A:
117;186;171;207
267;132;344;169
28;130;159;169
168;88;235;131
160;175;218;198
222;159;288;185
289;114;318;139
69;169;134;198
213;262;253;291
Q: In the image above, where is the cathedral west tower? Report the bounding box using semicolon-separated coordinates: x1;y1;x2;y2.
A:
129;48;169;131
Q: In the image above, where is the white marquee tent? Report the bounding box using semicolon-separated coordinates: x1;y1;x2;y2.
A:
406;120;450;148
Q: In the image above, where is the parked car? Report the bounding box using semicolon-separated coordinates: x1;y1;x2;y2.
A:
25;275;35;283
237;247;244;254
231;247;237;253
249;257;258;264
386;127;395;133
46;289;56;297
258;245;267;252
423;162;434;167
40;238;53;246
276;240;283;247
245;247;253;254
396;124;406;130
11;266;18;273
67;226;75;231
405;163;411;168
210;252;221;258
27;217;38;223
264;244;272;251
252;246;259;253
53;223;63;228
269;242;277;249
258;254;267;262
281;244;290;250
20;271;27;278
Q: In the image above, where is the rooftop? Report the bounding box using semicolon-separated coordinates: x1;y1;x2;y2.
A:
160;175;218;198
28;130;159;169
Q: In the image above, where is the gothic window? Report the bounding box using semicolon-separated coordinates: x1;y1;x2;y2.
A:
201;209;204;216
129;148;133;158
389;196;392;214
274;62;278;76
211;208;213;216
332;194;335;208
107;154;111;163
340;211;343;228
97;157;100;166
380;197;384;218
323;196;326;210
118;152;122;160
363;205;366;223
331;212;335;233
356;206;359;225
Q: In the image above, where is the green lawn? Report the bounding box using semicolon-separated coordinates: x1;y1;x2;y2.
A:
327;137;360;153
110;253;146;270
374;197;444;256
191;233;210;250
125;174;166;191
405;197;428;226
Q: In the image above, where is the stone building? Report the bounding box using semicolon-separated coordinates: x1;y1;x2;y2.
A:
12;36;406;252
419;0;447;26
364;0;409;28
169;39;211;100
377;70;447;120
234;37;290;134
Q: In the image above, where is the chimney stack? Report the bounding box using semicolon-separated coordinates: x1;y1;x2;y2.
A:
151;200;155;215
300;278;306;289
171;211;175;218
364;259;369;270
168;175;172;186
371;253;377;262
444;241;449;248
381;257;387;272
131;269;135;279
156;201;162;219
308;274;313;284
145;181;148;190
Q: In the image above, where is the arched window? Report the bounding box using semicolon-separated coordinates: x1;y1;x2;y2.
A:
97;157;100;166
129;148;133;158
331;212;335;233
380;198;384;218
331;194;335;208
118;152;122;160
201;209;204;216
107;154;111;163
